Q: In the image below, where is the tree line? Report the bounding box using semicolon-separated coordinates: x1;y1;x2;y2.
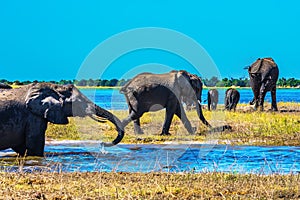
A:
1;77;300;87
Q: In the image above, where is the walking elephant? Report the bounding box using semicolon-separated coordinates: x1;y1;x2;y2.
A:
120;70;212;135
225;88;240;111
207;89;219;111
246;57;279;111
0;83;124;156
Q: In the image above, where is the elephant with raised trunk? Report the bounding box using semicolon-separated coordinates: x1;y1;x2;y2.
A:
225;88;240;111
246;57;279;111
0;83;124;156
207;89;219;111
120;70;211;135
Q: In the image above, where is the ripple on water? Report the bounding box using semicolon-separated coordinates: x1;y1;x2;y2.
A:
0;142;300;174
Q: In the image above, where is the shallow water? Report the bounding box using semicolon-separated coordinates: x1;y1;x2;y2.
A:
1;142;299;174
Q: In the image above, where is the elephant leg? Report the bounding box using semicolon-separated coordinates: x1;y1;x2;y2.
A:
161;102;177;135
252;89;260;110
258;84;267;111
12;144;27;156
175;106;195;134
207;98;211;111
271;87;278;111
161;112;174;135
233;101;237;112
25;119;48;156
133;118;144;134
212;102;216;110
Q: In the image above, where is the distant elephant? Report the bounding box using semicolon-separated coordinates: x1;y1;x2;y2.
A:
246;57;279;111
207;89;218;111
182;96;195;111
225;88;240;111
0;83;124;156
120;70;211;135
0;83;12;89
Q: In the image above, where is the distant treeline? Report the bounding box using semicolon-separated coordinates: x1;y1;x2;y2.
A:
1;77;300;87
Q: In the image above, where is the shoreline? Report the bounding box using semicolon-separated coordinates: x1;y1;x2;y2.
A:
8;84;300;89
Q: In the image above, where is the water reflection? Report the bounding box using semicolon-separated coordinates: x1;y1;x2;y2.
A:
1;142;299;174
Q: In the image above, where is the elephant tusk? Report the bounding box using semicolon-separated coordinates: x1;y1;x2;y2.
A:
90;115;107;123
197;100;202;105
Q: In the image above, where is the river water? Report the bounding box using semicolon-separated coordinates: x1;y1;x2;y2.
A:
0;142;299;174
80;88;300;110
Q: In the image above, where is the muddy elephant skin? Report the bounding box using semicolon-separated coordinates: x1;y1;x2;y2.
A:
0;83;124;156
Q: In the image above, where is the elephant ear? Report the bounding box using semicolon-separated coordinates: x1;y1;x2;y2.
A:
249;58;263;74
25;84;69;124
176;70;198;99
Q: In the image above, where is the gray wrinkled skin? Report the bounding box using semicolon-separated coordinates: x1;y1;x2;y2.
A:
207;89;219;111
247;58;279;111
224;88;240;111
120;70;211;135
0;83;124;156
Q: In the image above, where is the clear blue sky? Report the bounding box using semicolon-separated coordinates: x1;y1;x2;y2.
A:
0;0;299;81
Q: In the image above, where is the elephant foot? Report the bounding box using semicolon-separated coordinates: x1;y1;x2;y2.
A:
271;107;278;111
160;132;171;136
134;130;144;135
134;126;144;134
188;127;197;135
210;125;232;133
259;106;264;111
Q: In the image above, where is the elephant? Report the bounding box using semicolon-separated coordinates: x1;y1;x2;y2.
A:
246;57;279;111
0;83;12;89
0;83;124;156
224;88;240;111
182;96;195;111
207;89;219;111
120;70;212;135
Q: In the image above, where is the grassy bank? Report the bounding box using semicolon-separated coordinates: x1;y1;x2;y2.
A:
2;102;300;199
46;102;300;146
1;172;299;199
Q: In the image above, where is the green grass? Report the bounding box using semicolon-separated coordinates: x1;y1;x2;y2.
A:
46;102;300;146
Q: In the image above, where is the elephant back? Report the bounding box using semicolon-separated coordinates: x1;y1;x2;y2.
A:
120;72;177;94
249;58;277;74
249;58;263;74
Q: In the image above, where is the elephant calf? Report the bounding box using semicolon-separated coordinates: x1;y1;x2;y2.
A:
0;83;124;156
120;70;211;135
224;88;240;111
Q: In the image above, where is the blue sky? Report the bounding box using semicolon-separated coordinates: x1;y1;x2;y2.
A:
0;1;299;81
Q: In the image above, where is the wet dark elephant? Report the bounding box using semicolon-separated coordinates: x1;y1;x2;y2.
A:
0;83;124;156
225;88;240;111
246;57;279;111
120;70;212;135
207;89;219;111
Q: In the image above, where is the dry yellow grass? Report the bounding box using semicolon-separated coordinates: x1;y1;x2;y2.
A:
0;172;299;199
46;102;300;146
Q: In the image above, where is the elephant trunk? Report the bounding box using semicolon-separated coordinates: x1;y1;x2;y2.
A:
196;100;212;128
94;104;124;147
